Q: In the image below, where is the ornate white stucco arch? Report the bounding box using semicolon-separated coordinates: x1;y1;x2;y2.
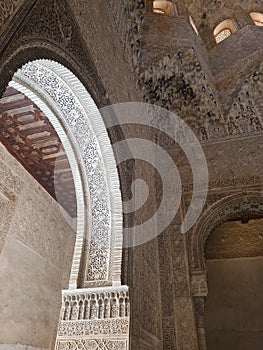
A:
11;59;123;288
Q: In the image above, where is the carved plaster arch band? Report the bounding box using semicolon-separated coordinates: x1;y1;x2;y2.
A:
191;191;263;272
10;59;123;288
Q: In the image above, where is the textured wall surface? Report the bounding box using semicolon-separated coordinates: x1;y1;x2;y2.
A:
0;142;76;349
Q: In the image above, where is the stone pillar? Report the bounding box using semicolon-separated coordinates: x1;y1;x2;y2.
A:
191;273;208;350
193;297;207;350
159;224;199;350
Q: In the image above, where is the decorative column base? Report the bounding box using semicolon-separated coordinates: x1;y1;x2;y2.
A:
55;286;129;350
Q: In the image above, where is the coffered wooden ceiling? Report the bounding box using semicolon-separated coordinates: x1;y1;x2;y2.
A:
0;86;77;217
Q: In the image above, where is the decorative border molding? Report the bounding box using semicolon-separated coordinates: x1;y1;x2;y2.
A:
58;319;129;337
56;339;128;350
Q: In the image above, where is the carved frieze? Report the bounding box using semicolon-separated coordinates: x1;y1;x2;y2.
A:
56;339;128;350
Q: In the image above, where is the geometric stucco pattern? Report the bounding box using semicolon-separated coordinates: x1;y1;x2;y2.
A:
188;190;263;348
122;4;263;350
1;1;263;350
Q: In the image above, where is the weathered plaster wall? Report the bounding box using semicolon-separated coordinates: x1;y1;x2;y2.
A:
0;142;76;349
205;257;263;350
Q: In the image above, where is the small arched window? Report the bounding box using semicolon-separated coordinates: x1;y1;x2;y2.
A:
214;19;237;44
250;12;263;26
153;1;176;15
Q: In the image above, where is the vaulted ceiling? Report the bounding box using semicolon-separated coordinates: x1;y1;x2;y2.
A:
0;86;77;217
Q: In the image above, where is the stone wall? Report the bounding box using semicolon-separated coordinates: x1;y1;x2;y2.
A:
0;142;76;349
